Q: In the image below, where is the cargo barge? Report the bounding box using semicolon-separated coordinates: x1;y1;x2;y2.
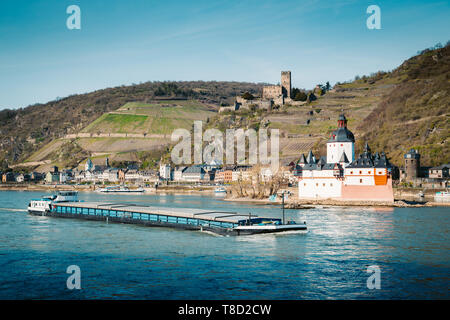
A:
27;193;307;236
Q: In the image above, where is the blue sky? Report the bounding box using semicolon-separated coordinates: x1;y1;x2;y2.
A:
0;0;449;109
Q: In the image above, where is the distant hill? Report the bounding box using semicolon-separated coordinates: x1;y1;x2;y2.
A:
0;81;263;168
22;99;218;171
206;43;449;168
2;43;448;171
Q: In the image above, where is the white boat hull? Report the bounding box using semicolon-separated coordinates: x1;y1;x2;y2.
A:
234;223;307;235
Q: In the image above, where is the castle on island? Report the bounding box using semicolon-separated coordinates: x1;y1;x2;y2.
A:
296;114;395;202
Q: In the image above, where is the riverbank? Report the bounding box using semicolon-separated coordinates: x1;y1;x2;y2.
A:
0;183;95;192
0;183;217;195
1;183;448;207
224;196;450;208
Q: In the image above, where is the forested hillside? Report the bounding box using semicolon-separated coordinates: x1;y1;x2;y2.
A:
355;43;449;166
0;81;263;167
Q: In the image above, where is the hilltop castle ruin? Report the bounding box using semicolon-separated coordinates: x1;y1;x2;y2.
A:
219;71;303;113
262;71;292;103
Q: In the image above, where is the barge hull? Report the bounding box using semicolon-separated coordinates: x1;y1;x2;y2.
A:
28;201;306;236
28;210;240;236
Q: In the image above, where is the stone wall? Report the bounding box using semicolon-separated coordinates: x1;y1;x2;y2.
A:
262;85;281;99
223;98;273;113
273;96;284;106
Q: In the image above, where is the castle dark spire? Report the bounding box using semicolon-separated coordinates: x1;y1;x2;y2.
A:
298;154;307;165
306;150;315;164
317;156;326;166
364;143;371;154
339;152;349;163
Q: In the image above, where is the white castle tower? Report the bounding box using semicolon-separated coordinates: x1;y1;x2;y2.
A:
326;114;355;164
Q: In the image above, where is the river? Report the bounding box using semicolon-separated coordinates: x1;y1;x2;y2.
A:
0;190;448;299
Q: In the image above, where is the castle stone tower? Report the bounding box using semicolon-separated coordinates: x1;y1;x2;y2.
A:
404;149;420;180
281;71;291;98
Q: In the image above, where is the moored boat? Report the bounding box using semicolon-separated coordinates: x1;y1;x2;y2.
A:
214;187;227;193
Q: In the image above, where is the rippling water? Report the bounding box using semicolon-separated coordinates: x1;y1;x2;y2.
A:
0;190;448;299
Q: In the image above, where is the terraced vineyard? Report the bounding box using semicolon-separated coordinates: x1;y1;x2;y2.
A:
22;99;216;171
280;139;317;157
82;100;216;135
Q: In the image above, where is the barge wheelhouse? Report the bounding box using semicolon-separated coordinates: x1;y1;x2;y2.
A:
27;191;79;215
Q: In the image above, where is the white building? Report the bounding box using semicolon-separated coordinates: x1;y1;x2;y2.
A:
344;145;390;186
159;163;172;180
74;171;86;182
173;166;187;182
298;115;394;202
102;168;119;182
85;170;101;182
182;165;206;182
124;169;142;182
231;166;252;182
299;154;345;199
140;171;159;183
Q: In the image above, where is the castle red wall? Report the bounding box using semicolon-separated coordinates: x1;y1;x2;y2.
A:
341;177;394;202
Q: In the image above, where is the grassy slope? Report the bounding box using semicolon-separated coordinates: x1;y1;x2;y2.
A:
82;100;215;135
